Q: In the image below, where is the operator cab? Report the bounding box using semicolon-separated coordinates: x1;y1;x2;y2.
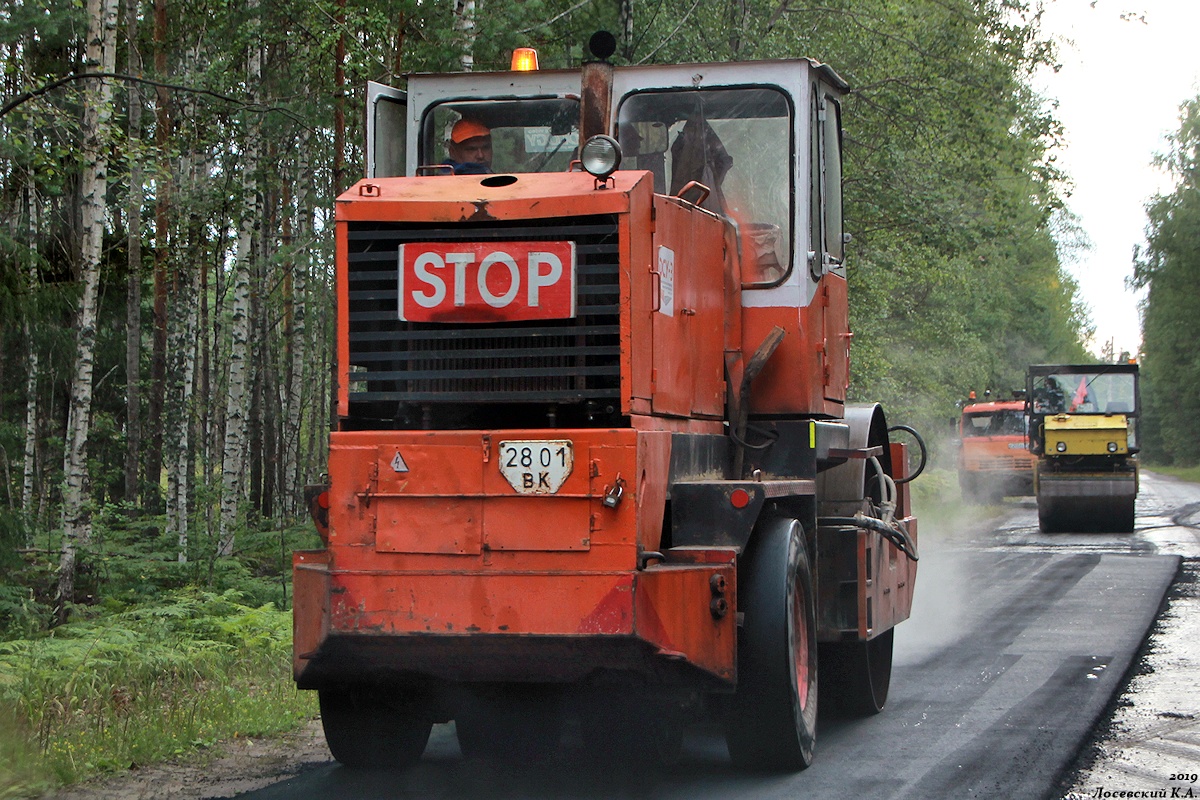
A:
356;55;851;429
367;57;846;293
1026;364;1141;455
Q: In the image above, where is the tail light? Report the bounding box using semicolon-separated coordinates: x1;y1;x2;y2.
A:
303;484;331;545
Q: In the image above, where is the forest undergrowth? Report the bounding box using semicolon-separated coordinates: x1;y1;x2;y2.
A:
0;512;321;799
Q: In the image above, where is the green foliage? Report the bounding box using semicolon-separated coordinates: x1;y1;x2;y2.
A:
1133;95;1200;466
827;0;1089;440
0;703;49;799
76;508;321;611
0;508;322;642
0;590;316;794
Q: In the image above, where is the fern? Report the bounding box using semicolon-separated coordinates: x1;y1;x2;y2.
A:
0;590;314;792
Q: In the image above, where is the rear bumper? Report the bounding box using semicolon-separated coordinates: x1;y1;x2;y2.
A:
293;427;739;690
293;548;737;690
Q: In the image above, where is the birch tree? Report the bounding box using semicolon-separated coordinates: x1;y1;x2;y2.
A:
147;0;171;512
165;158;199;561
619;0;634;61
282;138;311;514
21;126;40;524
454;0;477;71
57;0;118;619
218;0;261;557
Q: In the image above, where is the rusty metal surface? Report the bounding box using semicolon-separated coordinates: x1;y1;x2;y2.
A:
295;427;745;687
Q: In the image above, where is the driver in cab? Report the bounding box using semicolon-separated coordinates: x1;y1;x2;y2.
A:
443;119;493;174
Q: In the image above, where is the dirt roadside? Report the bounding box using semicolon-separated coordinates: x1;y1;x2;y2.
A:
1059;556;1200;799
42;720;332;800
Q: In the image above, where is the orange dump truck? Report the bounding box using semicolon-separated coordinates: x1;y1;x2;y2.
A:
294;35;921;772
957;393;1034;503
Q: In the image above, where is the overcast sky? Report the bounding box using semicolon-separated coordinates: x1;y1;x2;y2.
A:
1035;0;1200;358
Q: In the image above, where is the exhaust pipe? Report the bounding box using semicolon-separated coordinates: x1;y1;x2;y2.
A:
580;32;617;141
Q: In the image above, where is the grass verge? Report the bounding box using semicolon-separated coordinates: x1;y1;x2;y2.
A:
1144;463;1200;484
0;590;316;799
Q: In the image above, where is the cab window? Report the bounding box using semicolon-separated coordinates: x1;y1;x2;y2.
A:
421;98;581;174
617;87;792;286
963;410;1026;437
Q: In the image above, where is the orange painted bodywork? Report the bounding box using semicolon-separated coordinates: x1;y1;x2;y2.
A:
958;400;1034;483
336;172;838;424
741;276;849;418
960;438;1034;473
336;172;733;425
300;166;901;692
293;428;738;686
643;197;729;418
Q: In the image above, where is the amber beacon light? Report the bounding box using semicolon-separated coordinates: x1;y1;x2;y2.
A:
511;47;539;71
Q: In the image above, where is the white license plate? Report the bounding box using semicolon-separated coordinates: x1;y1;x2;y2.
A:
498;440;574;494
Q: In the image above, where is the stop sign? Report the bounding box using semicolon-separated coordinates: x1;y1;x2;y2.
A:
398;241;576;323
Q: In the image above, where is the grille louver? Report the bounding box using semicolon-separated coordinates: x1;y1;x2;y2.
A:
346;216;622;427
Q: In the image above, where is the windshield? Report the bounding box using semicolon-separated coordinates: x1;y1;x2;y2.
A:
1031;372;1137;415
421;98;581;174
617;87;792;284
962;409;1026;437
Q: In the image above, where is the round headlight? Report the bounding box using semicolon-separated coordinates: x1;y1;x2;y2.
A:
581;135;622;179
1107;442;1118;453
1055;441;1067;453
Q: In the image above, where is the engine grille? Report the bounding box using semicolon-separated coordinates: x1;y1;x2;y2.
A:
345;215;621;426
964;455;1034;471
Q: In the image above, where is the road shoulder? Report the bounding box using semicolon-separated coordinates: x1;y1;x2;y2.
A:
1061;558;1200;799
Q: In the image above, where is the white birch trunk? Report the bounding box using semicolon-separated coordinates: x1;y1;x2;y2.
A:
218;0;260;557
283;137;311;513
22;67;42;531
22;317;38;523
454;0;476;72
58;0;118;616
166;152;200;561
22;179;40;525
170;274;198;561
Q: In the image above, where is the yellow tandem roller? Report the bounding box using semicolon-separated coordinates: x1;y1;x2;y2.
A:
1026;364;1140;534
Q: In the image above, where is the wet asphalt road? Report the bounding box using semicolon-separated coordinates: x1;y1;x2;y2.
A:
1058;473;1200;800
233;472;1197;800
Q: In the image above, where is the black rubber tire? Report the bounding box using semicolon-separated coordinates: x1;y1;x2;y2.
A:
819;628;894;717
319;688;432;769
455;690;562;763
725;517;818;771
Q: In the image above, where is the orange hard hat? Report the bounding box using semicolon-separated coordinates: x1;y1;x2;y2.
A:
450;118;491;143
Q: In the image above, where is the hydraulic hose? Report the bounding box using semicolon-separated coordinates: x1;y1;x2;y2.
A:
887;424;927;483
820;513;919;562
